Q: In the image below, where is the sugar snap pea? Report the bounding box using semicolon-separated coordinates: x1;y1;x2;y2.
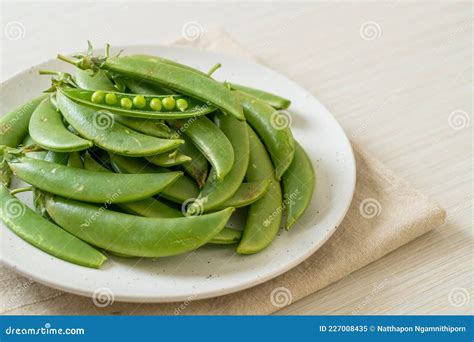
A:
67;151;83;168
83;151;108;172
82;153;179;218
0;95;48;147
167;116;234;180
0;185;106;268
237;126;282;254
218;180;271;209
188;112;249;214
209;228;242;245
75;69;116;92
235;91;295;180
108;153;199;203
58;87;215;119
29;98;93;152
113;115;174;139
58;52;244;120
225;82;291;110
7;156;182;204
282;142;315;230
56;91;183;157
45;195;234;257
178;134;208;188
0;146;12;186
146;150;192;167
123;78;172;95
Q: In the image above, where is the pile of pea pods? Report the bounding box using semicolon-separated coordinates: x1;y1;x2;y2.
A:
0;44;315;268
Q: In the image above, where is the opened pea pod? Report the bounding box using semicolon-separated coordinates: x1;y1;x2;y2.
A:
58;87;215;119
56;91;184;157
58;49;244;120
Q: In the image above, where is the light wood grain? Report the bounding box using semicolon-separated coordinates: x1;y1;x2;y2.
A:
0;1;472;314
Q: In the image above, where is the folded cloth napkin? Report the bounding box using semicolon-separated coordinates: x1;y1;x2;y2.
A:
0;27;445;315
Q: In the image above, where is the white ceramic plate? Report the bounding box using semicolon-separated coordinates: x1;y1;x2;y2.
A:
0;45;355;303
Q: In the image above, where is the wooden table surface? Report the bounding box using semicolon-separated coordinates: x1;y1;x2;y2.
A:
1;1;472;315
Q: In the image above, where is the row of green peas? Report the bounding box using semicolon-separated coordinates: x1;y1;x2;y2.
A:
90;91;189;112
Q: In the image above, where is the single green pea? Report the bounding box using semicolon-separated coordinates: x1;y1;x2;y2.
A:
91;91;105;103
105;93;118;105
176;99;189;112
162;97;176;110
120;97;133;110
150;98;162;111
133;95;147;109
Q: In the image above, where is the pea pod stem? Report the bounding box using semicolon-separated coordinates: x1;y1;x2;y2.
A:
10;186;33;195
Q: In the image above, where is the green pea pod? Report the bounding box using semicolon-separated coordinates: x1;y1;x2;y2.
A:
59;53;245;121
58;87;215;119
113;115;173;139
225;82;291;110
179;134;208;188
67;151;84;168
235;91;295;180
29;98;93;152
237;126;282;254
124;78;173;95
56;91;183;157
0;146;12;186
0;95;48;147
33;150;69;217
188;112;249;214
219;180;271;209
131;55;210;78
75;69;116;91
45;195;234;257
86;152;237;245
115;198;241;245
0;185;106;268
168;116;234;180
282;143;315;230
127;84;209;186
83;151;109;172
108;153;199;203
208;228;242;245
82;153;179;218
146;150;192;167
8;156;182;204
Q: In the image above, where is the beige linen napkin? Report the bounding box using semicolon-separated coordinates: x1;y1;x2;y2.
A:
0;28;445;315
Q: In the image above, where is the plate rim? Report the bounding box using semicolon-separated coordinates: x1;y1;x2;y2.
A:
0;43;356;303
